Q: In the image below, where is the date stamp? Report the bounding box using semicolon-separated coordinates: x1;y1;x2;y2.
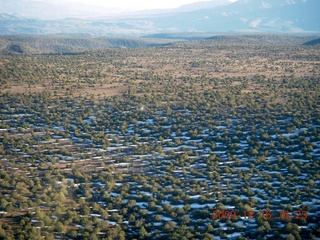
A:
212;209;308;220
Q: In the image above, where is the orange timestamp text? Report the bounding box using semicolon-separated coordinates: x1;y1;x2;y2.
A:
212;209;308;220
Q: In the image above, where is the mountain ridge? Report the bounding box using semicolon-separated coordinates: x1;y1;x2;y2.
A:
0;35;177;55
0;0;319;35
1;34;319;55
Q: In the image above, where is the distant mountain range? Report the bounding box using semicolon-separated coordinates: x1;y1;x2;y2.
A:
0;0;319;35
0;0;125;19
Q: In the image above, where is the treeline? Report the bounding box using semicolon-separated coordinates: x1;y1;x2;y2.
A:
0;35;171;55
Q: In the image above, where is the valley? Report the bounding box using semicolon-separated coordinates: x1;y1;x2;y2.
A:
0;36;319;239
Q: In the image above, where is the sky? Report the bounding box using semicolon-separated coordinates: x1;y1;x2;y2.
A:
51;0;238;11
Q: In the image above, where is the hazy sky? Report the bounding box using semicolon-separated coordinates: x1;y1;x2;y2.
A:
52;0;238;11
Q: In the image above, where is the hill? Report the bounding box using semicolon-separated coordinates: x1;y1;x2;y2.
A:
206;34;319;45
1;34;319;55
303;38;320;46
0;35;173;55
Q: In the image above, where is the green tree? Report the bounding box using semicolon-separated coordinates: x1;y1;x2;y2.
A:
139;226;150;239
